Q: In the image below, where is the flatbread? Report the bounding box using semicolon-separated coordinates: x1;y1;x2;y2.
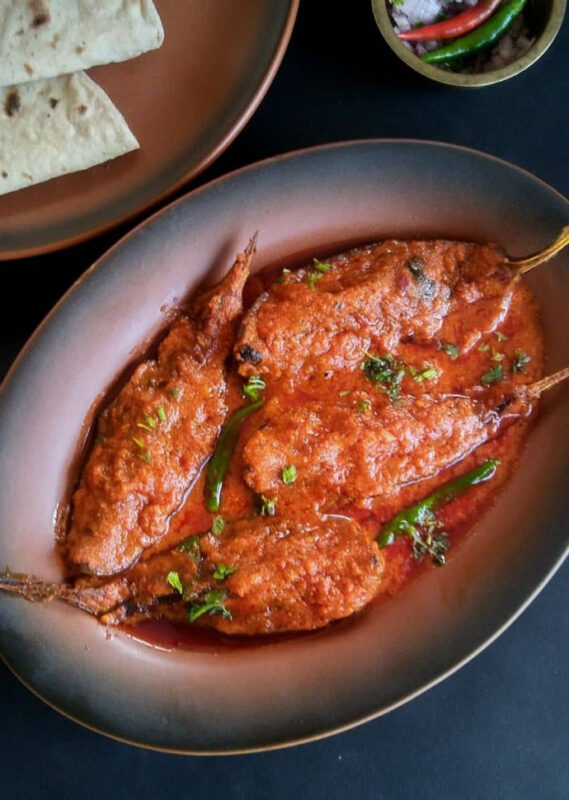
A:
0;0;164;86
0;71;139;195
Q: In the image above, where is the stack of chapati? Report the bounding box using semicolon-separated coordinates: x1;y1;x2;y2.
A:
0;0;164;196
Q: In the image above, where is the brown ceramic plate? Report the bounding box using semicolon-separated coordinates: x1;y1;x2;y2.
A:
0;0;298;260
1;141;569;753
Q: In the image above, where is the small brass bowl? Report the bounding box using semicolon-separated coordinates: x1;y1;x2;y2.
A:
371;0;566;87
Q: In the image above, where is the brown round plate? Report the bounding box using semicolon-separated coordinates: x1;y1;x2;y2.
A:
0;0;298;260
1;141;569;753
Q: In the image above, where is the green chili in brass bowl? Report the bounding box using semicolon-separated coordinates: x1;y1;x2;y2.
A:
371;0;566;87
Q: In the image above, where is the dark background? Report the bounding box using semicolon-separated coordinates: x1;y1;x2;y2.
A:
1;3;568;797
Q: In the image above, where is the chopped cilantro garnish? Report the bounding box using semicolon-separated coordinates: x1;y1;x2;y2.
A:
179;535;201;561
411;529;450;566
441;342;459;360
421;368;438;380
169;388;180;398
242;376;266;401
307;271;322;290
133;436;152;462
157;407;166;422
281;465;298;485
137;422;154;432
481;364;504;385
395;511;450;566
256;494;276;516
412;364;438;383
167;571;184;595
145;415;157;429
211;515;225;535
313;258;333;274
495;331;508;342
478;343;490;353
213;563;237;581
306;258;333;288
512;351;531;374
358;400;370;412
188;590;231;623
361;352;406;400
491;348;505;362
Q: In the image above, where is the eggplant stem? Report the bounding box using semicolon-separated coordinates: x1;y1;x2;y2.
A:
0;571;66;602
529;366;569;397
507;226;569;275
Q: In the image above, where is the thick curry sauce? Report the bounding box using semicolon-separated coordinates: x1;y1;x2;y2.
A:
128;241;544;648
0;238;549;649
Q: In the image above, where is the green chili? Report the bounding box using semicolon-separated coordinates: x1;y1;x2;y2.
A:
422;0;528;64
205;399;264;511
377;459;499;547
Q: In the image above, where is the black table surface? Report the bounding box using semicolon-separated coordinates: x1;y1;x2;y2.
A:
1;3;568;797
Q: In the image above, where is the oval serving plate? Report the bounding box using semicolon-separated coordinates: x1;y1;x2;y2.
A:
0;0;298;260
0;141;568;753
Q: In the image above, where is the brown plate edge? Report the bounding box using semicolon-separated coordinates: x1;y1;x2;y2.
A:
0;0;299;263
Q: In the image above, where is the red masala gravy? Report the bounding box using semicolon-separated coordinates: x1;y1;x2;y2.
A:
116;259;544;652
